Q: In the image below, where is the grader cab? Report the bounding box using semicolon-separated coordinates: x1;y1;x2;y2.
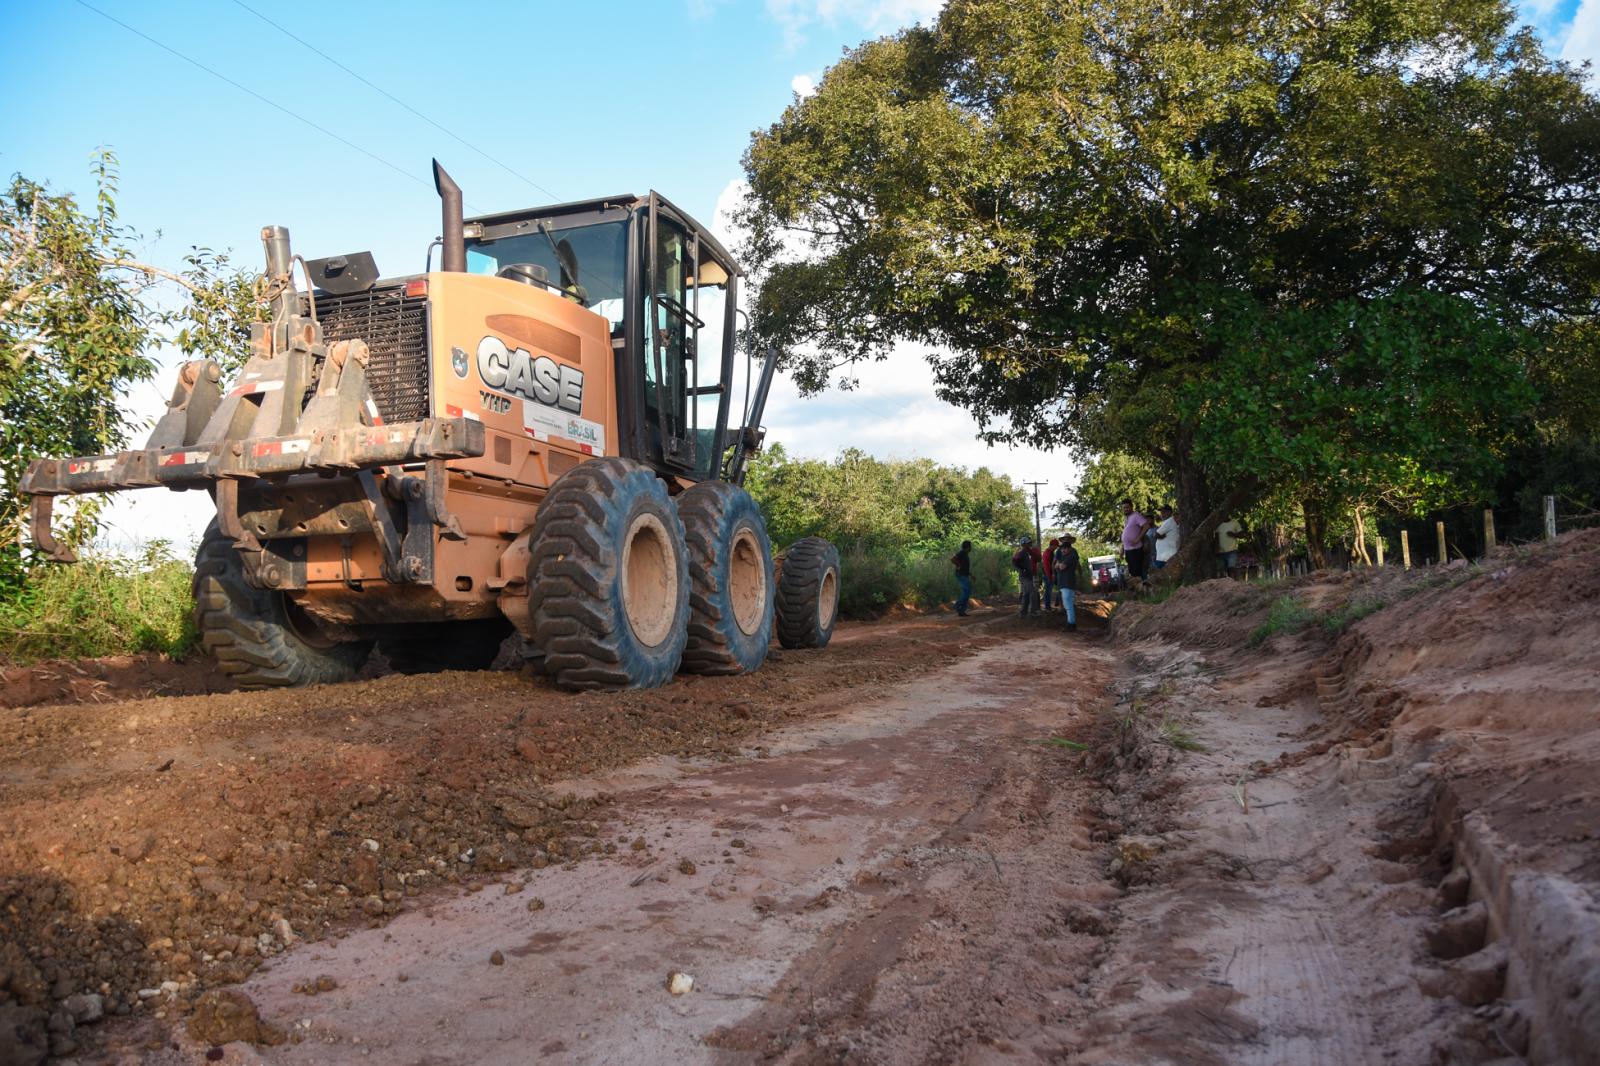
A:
21;162;840;690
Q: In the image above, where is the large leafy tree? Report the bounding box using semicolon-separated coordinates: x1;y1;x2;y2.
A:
738;0;1600;574
1;151;262;587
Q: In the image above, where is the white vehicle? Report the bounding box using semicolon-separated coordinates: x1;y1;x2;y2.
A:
1087;555;1127;591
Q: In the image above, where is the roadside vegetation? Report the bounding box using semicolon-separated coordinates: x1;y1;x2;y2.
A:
746;444;1030;617
0;541;196;664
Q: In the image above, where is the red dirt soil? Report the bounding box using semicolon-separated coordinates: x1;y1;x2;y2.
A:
3;532;1596;1064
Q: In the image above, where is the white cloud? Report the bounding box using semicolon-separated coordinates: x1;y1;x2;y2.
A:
790;72;818;98
709;177;1075;507
766;0;945;48
1561;0;1600;79
760;343;1076;503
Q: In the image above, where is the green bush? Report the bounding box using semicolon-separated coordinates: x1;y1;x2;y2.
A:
0;542;197;664
835;542;1017;618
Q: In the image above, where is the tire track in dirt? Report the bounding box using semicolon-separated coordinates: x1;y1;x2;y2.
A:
107;633;1114;1064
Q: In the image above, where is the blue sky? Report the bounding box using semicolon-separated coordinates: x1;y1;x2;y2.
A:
3;0;1594;547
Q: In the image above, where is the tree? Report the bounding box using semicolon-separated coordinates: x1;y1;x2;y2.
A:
738;0;1600;576
1;151;263;587
1057;452;1170;545
744;443;1031;550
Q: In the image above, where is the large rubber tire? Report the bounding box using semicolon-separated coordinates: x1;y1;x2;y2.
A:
678;482;775;675
378;618;513;675
527;458;690;690
775;536;841;650
192;524;372;689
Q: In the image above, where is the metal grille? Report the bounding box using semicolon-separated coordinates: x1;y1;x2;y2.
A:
313;286;430;423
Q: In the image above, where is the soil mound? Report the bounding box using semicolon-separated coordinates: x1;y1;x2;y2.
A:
1118;528;1600;1061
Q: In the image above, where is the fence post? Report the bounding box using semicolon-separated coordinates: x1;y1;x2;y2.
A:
1401;530;1411;570
1545;496;1557;542
1483;509;1496;556
1436;521;1447;565
1375;537;1385;567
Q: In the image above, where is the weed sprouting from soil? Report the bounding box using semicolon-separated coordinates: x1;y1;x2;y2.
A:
1037;736;1090;751
1159;719;1209;753
1246;595;1318;646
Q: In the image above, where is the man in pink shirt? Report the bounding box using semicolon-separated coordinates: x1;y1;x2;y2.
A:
1121;499;1152;583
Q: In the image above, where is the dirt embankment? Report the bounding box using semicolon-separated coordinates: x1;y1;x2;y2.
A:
1108;529;1600;1062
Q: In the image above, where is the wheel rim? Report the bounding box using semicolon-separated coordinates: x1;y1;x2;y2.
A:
729;527;767;636
622;511;677;648
818;566;838;630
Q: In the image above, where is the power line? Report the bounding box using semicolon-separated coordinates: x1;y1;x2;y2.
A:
228;0;563;204
74;0;435;201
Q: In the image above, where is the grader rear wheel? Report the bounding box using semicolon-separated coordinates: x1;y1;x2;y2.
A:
678;481;775;675
775;536;841;650
526;458;690;690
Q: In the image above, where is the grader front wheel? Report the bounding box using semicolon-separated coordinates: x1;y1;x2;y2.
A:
192;523;372;689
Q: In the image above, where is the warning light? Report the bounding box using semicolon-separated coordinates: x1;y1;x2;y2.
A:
404;279;429;299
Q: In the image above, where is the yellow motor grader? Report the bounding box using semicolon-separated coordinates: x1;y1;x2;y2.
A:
21;162;840;690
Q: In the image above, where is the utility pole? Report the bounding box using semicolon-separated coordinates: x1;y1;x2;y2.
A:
1023;481;1048;546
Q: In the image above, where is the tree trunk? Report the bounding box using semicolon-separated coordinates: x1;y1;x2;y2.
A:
1303;499;1329;570
1158;475;1260;586
1171;436;1215;580
1351;506;1372;566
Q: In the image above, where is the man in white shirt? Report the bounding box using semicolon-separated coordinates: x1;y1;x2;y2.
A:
1216;518;1243;578
1153;505;1179;570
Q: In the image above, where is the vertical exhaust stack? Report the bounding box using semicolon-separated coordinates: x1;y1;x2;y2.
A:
433;160;465;273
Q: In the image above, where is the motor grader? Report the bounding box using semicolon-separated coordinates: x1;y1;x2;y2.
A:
21;162;841;690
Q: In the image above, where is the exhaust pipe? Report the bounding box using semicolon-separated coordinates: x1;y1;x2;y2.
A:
433;159;465;273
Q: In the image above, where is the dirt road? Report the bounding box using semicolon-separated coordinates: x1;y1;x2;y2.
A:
6;535;1598;1064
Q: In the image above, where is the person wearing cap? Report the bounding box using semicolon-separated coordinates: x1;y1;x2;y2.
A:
1054;533;1082;631
1011;535;1041;617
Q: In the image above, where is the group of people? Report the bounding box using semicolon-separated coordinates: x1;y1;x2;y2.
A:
1120;500;1246;581
1118;499;1179;582
1010;535;1082;629
950;535;1082;631
947;502;1248;630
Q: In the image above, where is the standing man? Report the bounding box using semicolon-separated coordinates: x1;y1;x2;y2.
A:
1216;517;1244;578
1012;536;1041;617
1153;505;1179;571
1121;499;1152;584
1042;538;1060;611
950;539;973;617
1055;534;1082;632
